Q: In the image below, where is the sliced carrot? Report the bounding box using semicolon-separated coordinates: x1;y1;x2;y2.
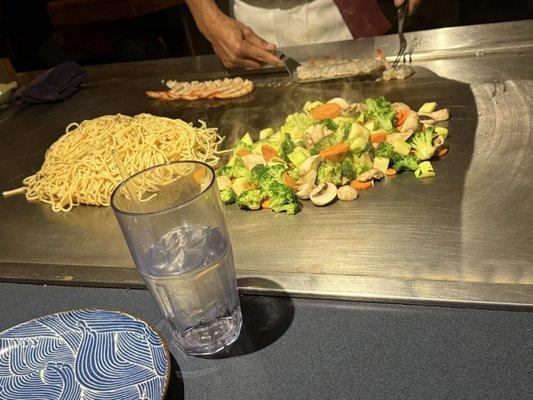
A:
319;143;350;160
437;146;448;158
261;144;279;162
237;148;250;157
350;180;373;190
370;132;388;143
310;103;341;120
385;168;397;176
193;168;205;184
282;173;298;188
261;199;271;209
395;109;409;127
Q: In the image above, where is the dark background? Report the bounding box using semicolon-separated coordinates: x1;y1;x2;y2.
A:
1;0;532;72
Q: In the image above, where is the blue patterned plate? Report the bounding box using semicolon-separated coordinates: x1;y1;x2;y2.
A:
0;309;170;399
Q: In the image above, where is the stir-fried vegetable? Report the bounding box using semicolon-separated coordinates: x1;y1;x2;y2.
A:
409;127;437;161
374;142;395;159
392;154;420;172
216;96;451;214
237;189;264;211
365;97;395;132
317;161;342;186
220;188;237;204
310;104;342;120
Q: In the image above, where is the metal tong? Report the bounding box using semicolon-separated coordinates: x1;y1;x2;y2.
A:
392;0;409;68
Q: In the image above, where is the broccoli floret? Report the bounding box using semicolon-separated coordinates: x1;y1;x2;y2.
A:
250;164;286;191
392;154;420;172
237;189;265;211
250;164;269;186
217;158;249;179
353;162;365;178
217;165;233;178
267;181;301;215
220;188;237;205
273;202;300;215
267;181;297;203
364;97;395;132
267;164;287;182
409;128;437;161
314;125;347;152
322;119;338;132
233;157;250;177
317;161;342;185
340;157;356;180
314;136;336;153
374;141;394;159
279;133;296;162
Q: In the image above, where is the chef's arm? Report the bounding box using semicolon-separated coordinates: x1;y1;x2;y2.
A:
184;0;282;69
394;0;422;15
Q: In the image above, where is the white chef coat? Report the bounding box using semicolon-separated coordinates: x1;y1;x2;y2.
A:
230;0;353;47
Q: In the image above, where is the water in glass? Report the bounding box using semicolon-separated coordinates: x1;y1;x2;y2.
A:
142;224;241;355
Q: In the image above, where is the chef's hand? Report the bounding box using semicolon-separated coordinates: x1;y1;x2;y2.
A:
204;15;283;69
394;0;421;15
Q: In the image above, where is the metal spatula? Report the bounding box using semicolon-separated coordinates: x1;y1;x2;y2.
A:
273;50;383;83
273;50;301;80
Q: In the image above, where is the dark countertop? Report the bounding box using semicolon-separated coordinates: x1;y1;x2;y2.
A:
1;283;531;400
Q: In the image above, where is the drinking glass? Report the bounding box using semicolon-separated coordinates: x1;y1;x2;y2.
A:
111;161;242;356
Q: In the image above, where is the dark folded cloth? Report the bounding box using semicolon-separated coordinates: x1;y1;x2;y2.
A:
14;61;87;104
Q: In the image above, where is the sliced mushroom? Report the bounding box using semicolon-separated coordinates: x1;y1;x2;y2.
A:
216;176;232;191
400;110;420;133
304;124;331;148
392;102;411;111
433;135;445;148
297;170;317;186
341;176;351;186
357;168;385;182
295;170;317;200
241;153;265;170
420;117;436;126
296;182;316;200
337;185;358;201
430;108;450;122
298;155;322;176
341;103;358;117
310;182;337;206
327;97;349;109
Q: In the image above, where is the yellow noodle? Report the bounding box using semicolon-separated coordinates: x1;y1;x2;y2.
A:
7;113;224;212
